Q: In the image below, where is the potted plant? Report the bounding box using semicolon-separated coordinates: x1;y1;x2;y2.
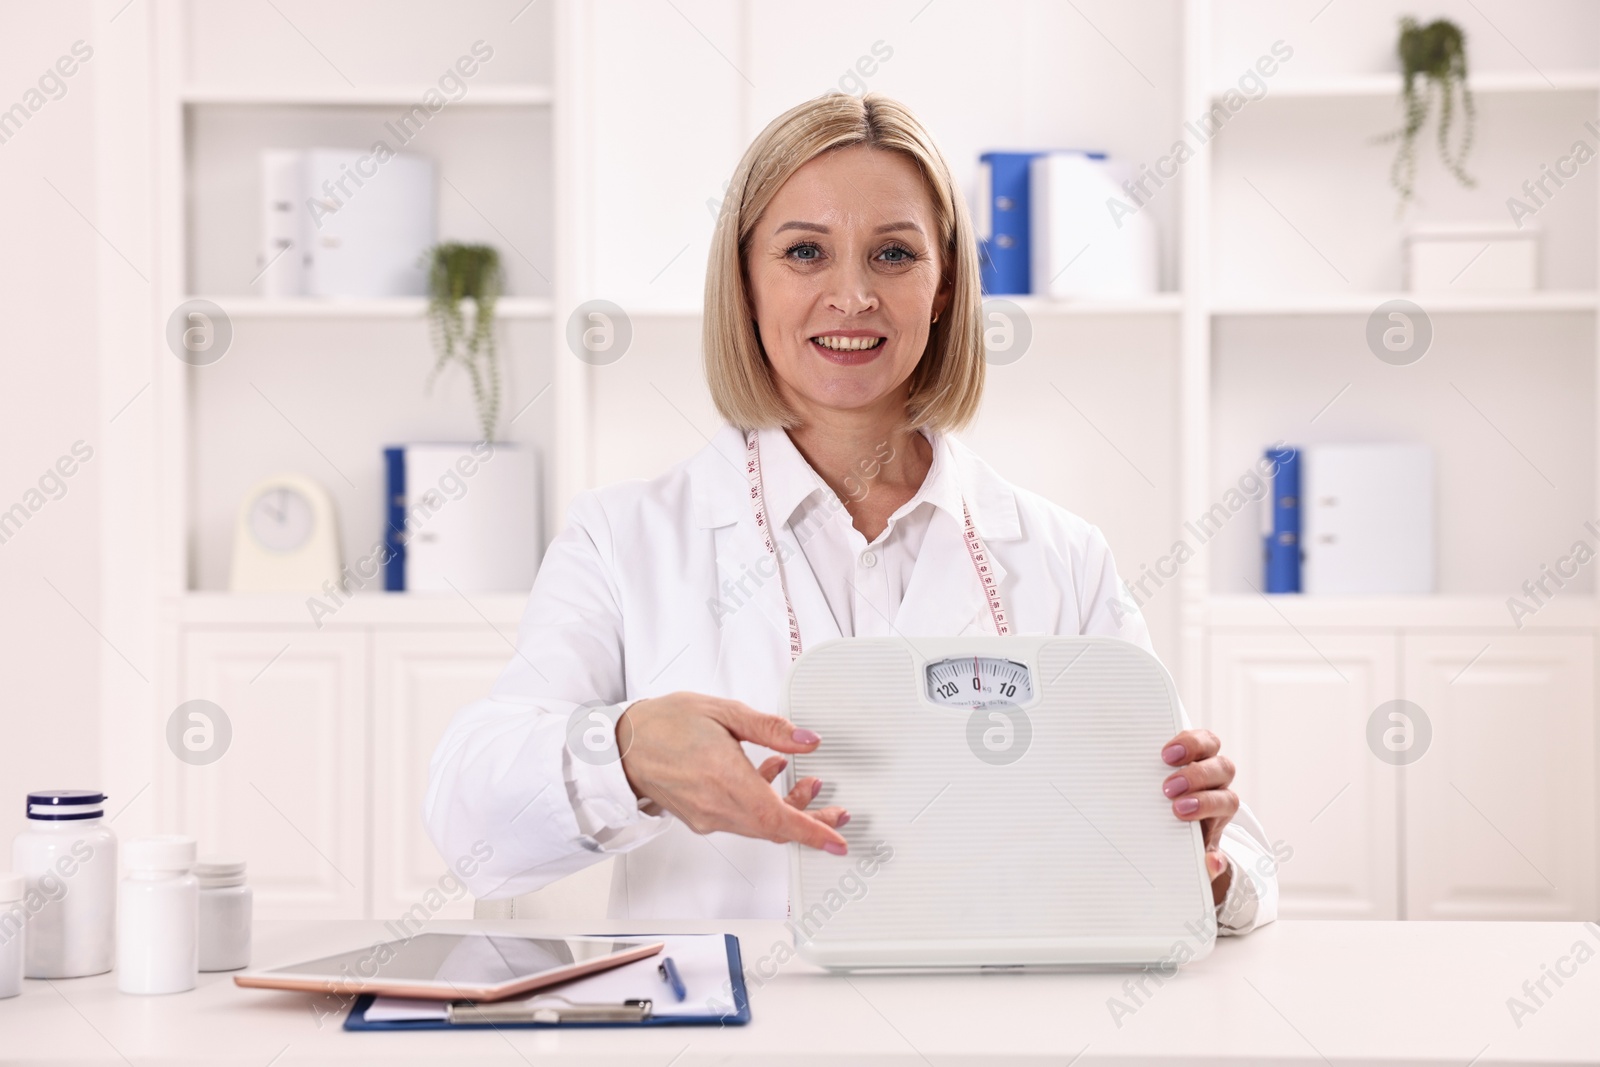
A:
1377;16;1476;209
424;243;503;442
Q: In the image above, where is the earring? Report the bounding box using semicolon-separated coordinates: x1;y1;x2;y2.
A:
931;313;939;324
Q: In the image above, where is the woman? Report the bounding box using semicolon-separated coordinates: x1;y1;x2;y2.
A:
425;92;1278;935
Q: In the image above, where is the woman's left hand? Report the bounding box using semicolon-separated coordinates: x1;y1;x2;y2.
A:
1159;729;1238;906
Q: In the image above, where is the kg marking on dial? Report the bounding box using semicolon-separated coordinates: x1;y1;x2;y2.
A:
924;656;1034;709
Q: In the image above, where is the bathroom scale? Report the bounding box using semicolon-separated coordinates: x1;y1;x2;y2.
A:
782;635;1216;971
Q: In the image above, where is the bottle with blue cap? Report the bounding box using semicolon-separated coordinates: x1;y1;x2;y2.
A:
10;790;118;978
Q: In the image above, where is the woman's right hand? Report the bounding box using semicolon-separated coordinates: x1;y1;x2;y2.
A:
616;692;850;854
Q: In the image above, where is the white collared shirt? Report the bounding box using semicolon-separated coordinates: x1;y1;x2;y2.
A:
424;424;1277;934
763;426;947;640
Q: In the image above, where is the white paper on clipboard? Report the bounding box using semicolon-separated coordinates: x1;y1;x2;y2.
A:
364;934;735;1022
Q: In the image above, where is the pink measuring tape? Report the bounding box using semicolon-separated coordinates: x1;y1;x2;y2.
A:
744;428;1011;661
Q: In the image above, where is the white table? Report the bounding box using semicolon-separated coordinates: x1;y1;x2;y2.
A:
1;918;1597;1065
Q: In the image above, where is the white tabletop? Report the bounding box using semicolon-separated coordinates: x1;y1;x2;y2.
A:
1;918;1597;1065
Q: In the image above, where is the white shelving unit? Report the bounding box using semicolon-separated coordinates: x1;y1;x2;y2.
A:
206;296;555;319
96;0;1599;923
1210;291;1600;315
180;86;557;106
1204;594;1597;631
94;0;590;920
169;591;529;629
1005;294;1186;315
1189;0;1599;922
1211;69;1600;100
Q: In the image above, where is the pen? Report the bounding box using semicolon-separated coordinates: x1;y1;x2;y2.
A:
657;956;687;1002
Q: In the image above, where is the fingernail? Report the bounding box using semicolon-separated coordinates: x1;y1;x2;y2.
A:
793;728;821;745
823;841;848;856
810;778;823;800
836;812;851;827
1162;776;1189;798
1162;743;1186;764
1207;852;1224;876
1174;797;1200;815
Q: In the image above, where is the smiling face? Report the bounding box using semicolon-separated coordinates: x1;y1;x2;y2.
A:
745;144;952;424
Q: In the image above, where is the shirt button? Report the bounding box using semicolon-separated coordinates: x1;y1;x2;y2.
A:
860;550;878;568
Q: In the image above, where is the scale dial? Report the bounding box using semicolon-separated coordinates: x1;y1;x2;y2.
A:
924;656;1034;709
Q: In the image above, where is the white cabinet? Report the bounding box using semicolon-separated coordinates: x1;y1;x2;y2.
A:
178;630;368;919
371;631;512;921
1210;624;1598;922
1401;634;1596;921
175;606;524;921
1207;633;1399;920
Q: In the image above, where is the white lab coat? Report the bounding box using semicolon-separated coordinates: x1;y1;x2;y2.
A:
424;424;1280;933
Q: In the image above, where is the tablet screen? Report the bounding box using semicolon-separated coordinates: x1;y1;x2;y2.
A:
266;934;648;985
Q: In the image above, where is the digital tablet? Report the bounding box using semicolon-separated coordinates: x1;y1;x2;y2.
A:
234;934;665;1002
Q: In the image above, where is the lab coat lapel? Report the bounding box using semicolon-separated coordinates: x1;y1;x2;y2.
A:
712;509;791;660
773;523;844;649
709;490;842;682
892;507;1003;637
891;432;1015;638
714;513;844;652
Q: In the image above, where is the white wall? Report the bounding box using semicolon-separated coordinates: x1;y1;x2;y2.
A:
1211;311;1597;595
579;0;1184;309
1212;0;1599;84
0;0;105;847
577;0;1186;666
6;0;1591;853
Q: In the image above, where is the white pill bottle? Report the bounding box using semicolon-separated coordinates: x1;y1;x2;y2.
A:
10;790;118;978
195;856;251;972
117;835;199;995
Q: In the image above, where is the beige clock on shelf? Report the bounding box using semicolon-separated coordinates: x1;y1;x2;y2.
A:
229;473;342;592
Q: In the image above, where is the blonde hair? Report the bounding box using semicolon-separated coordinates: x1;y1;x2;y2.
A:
703;92;984;432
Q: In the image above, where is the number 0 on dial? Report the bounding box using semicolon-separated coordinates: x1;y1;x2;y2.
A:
924;656;1034;709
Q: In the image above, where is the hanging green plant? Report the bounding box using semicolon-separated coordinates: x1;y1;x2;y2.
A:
424;243;503;442
1376;16;1476;209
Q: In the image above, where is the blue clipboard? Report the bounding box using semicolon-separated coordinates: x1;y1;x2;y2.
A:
343;934;750;1030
